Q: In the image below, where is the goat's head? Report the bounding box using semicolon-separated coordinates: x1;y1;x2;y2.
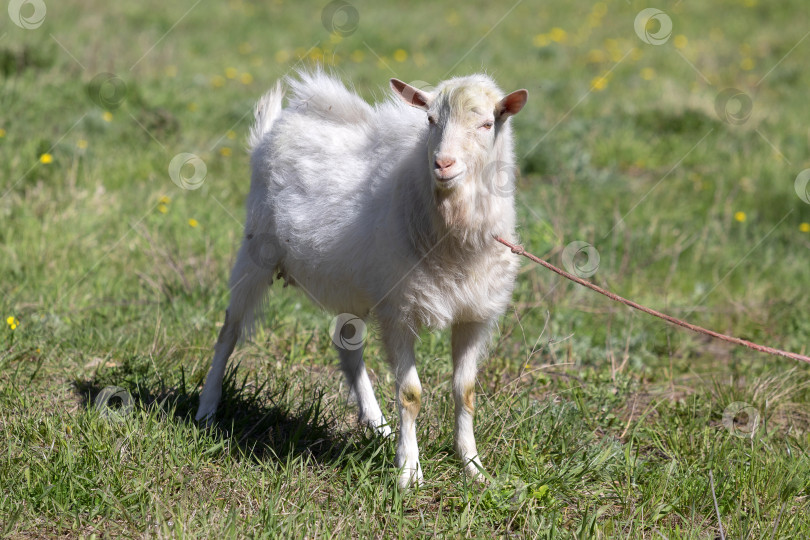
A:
390;76;528;191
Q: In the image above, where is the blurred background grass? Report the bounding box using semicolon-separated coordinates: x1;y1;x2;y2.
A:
2;0;810;536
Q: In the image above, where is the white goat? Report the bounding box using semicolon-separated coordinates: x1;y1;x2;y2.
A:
196;70;528;488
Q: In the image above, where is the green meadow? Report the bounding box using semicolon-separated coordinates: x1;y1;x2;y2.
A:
2;0;809;536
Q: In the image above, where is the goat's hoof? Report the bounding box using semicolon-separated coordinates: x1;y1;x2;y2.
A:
397;464;424;490
195;405;217;427
463;462;489;485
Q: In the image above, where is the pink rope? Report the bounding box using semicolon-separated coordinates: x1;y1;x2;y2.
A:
494;235;810;365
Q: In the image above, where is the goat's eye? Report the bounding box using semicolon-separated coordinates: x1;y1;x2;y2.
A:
427;115;437;125
480;121;494;130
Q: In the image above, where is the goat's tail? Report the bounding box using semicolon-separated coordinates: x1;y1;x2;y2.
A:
248;81;285;151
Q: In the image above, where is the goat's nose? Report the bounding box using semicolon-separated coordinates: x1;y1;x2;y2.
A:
435;157;456;170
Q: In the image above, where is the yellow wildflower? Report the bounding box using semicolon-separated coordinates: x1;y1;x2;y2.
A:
188;218;199;228
799;223;810;233
102;111;113;122
734;211;747;223
0;128;6;138
549;27;567;43
159;195;171;205
77;139;88;149
533;34;550;47
220;147;232;157
7;316;18;330
225;67;238;79
274;50;290;64
39;153;53;164
673;35;688;49
393;49;408;63
590;74;610;91
240;72;253;85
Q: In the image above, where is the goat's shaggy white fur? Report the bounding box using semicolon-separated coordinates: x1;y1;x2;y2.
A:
196;70;528;488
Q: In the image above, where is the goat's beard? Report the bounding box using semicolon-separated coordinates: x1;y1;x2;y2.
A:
434;181;475;235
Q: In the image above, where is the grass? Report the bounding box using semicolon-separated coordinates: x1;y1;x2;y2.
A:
2;0;810;536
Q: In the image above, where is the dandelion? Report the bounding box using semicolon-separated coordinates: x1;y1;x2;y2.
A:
77;139;88;149
225;67;238;79
549;27;567;43
640;67;655;80
159;195;171;205
673;35;688;49
800;223;810;233
157;204;168;214
102;111;113;122
271;50;288;65
7;316;18;330
740;57;755;71
393;49;408;63
590;74;610;91
329;34;343;45
532;34;550;47
226;130;237;140
586;49;606;63
734;211;747;223
39;153;53;164
308;47;324;62
220;147;232;157
0;128;6;138
240;72;253;85
188;218;199;228
591;2;607;17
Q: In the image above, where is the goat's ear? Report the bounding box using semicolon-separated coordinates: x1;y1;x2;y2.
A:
495;89;528;120
390;78;431;110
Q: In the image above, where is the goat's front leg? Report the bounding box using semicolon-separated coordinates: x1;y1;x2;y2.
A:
381;322;423;489
451;321;492;481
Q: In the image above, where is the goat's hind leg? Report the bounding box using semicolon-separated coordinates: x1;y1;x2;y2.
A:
196;238;275;423
338;343;391;437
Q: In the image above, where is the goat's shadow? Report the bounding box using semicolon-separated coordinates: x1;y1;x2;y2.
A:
74;361;387;466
